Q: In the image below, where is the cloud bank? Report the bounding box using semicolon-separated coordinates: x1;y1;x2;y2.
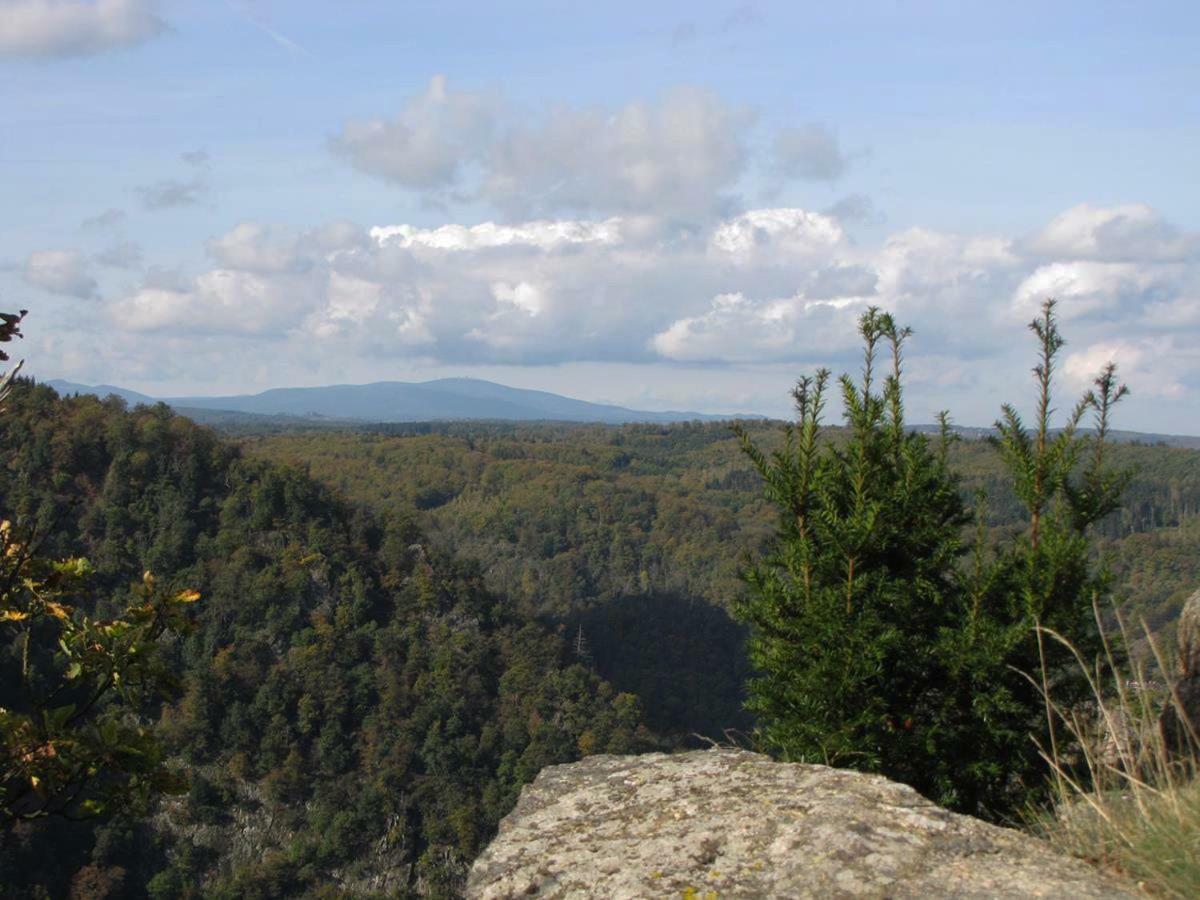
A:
72;201;1194;420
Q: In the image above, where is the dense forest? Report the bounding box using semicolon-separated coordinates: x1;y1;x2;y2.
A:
4;376;1200;897
247;419;1200;641
0;384;651;898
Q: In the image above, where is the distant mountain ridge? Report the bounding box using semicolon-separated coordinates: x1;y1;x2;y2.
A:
45;377;735;425
43;378;1200;446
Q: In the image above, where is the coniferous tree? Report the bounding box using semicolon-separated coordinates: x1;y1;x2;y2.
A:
735;301;1131;817
947;299;1131;812
734;309;968;796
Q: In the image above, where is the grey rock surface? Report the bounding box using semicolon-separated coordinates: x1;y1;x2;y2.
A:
467;749;1137;899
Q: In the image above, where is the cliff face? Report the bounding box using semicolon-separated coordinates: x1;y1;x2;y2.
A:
467;750;1135;899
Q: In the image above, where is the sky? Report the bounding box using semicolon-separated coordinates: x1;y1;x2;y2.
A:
2;0;1200;431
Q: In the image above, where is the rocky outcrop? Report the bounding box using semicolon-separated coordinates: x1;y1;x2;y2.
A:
468;750;1136;899
1161;587;1200;757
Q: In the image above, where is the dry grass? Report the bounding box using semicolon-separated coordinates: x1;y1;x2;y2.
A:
1029;606;1200;898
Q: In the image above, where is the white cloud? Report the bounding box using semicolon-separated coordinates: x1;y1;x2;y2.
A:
305;273;383;338
113;269;316;335
870;227;1020;335
333;79;756;219
91;203;1200;426
371;217;622;252
1012;261;1152;320
0;0;165;59
330;74;497;191
709;207;843;260
23;249;98;298
651;289;871;364
1064;339;1185;399
483;87;754;218
1026;203;1200;262
207;223;309;274
490;281;546;317
206;221;368;273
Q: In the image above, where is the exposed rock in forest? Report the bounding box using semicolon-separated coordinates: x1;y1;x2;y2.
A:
1161;586;1200;757
467;750;1136;899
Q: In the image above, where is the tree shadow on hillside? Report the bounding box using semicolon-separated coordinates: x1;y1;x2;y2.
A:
568;594;754;745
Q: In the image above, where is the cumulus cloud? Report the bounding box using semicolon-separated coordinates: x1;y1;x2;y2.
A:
652;292;863;363
97;202;1200;424
113;268;317;335
806;264;878;300
331;75;497;192
1064;339;1188;399
709;207;843;260
332;78;756;219
1026;203;1200;262
0;0;166;59
205;221;367;273
207;223;310;274
1012;261;1153;320
371;218;622;252
306;273;382;338
483;87;754;218
771;124;849;182
23;249;98;298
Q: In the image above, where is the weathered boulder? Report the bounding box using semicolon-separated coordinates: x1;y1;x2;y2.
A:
467;750;1135;899
1161;586;1200;757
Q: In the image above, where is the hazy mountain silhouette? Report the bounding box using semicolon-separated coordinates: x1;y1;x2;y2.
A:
46;377;735;425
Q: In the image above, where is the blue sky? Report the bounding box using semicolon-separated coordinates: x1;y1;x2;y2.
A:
3;0;1200;430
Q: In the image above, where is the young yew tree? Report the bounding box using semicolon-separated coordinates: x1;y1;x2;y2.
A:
946;299;1131;814
734;309;968;798
735;300;1129;818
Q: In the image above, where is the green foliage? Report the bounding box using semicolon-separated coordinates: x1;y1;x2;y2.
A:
0;541;195;825
735;301;1133;817
245;421;776;619
0;308;195;830
243;408;1200;657
733;309;973;803
949;301;1131;812
0;380;652;896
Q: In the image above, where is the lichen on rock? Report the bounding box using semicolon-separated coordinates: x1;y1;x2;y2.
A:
467;749;1136;899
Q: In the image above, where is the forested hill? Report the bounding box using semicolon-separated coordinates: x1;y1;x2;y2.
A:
0;383;651;898
246;420;1200;638
6;386;1199;897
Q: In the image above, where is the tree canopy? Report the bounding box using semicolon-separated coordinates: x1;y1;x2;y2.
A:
735;301;1131;816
